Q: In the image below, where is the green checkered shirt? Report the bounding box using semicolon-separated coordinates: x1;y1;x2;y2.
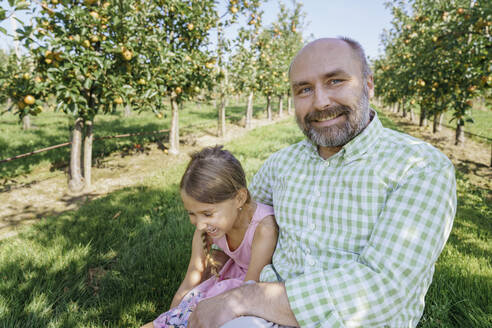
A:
250;112;457;328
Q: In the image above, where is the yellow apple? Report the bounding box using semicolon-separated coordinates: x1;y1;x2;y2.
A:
24;95;36;105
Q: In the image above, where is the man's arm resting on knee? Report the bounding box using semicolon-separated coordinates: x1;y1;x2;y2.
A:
190;281;299;327
230;282;299;326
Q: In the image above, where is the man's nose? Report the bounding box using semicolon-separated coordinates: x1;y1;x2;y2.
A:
313;87;333;111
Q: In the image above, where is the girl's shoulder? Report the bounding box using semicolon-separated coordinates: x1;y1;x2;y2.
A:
251;202;274;224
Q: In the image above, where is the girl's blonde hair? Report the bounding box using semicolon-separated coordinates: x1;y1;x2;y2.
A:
180;145;250;277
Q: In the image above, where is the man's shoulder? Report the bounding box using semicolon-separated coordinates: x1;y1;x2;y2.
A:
266;139;309;163
378;127;453;169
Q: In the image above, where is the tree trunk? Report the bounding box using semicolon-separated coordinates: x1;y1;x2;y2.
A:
419;106;427;127
287;95;292;115
124;104;131;117
433;112;443;133
438;112;443;131
455;123;465;145
432;112;439;133
410;107;415;122
68;118;85;193
245;91;253;129
22;115;31;130
278;95;283;117
83;120;93;189
169;97;180;155
266;95;272;120
402;99;407;118
217;95;227;137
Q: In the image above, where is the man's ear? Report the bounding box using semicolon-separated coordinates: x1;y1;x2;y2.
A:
366;74;374;99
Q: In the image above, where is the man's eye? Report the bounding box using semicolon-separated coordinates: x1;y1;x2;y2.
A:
330;79;342;85
299;87;311;94
203;212;213;217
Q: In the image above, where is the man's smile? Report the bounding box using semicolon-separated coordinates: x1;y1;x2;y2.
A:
310;113;346;127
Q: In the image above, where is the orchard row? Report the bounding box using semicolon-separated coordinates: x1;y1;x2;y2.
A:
0;0;304;192
373;0;490;145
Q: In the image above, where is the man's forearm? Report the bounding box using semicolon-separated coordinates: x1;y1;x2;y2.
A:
228;282;299;327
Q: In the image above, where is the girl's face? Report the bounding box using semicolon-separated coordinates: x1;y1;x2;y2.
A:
180;190;243;239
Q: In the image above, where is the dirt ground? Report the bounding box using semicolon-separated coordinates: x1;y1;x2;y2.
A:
1;109;490;239
382;110;491;192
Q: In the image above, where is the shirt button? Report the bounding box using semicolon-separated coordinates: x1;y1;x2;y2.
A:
309;223;316;230
309;259;316;266
305;248;311;255
324;161;330;166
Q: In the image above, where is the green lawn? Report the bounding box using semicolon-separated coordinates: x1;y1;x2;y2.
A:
0;100;270;179
0;111;490;327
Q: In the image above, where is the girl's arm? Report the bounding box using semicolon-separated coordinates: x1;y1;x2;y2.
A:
169;228;207;309
244;215;279;282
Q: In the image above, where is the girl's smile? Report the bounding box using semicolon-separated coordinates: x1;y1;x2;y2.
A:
180;189;251;243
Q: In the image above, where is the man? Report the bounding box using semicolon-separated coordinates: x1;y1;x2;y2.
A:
189;37;456;328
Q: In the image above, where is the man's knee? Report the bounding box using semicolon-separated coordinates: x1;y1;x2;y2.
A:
220;316;276;328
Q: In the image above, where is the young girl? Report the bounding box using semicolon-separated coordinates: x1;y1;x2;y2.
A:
143;145;278;328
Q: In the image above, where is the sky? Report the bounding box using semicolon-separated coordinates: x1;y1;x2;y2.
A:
260;0;393;59
0;0;394;59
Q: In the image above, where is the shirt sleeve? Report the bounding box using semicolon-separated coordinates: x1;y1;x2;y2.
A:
249;154;276;207
284;161;457;327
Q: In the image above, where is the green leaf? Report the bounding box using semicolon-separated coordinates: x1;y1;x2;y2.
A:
84;78;93;90
0;27;6;35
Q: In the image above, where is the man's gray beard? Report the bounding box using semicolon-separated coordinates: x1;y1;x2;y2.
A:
297;85;371;148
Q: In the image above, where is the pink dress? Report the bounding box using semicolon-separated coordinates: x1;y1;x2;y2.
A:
153;202;274;328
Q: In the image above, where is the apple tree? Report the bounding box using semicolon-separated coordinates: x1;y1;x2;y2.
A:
376;0;490;145
229;8;263;129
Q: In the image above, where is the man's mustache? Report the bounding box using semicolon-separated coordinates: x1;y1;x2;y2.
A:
304;105;351;124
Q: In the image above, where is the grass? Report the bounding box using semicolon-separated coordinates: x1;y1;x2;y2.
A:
0;111;490;327
0;99;272;180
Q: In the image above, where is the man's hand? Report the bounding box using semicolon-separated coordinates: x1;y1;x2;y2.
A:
188;291;239;328
188;282;299;328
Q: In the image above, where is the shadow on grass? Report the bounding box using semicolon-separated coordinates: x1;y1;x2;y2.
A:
0;185;193;327
455;159;492;182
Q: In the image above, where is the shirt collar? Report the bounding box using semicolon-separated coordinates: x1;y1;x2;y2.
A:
302;109;384;162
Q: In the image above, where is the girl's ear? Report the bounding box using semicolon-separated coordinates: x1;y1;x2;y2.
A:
235;188;248;207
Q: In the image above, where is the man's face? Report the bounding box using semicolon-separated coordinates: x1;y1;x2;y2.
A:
290;39;374;148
